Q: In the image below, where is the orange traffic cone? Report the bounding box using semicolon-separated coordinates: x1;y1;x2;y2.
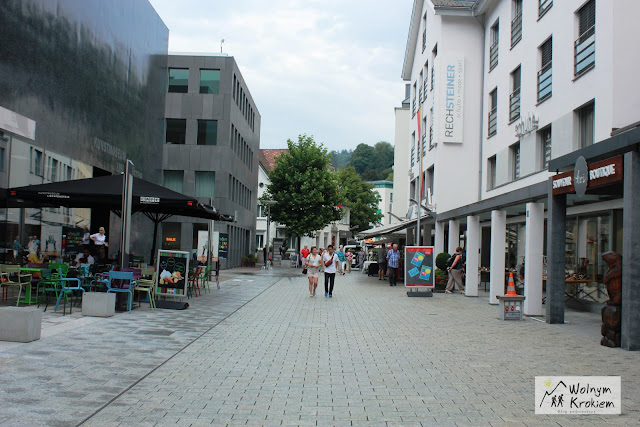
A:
505;272;518;296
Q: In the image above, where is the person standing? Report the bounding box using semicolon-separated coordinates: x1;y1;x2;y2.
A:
323;245;339;297
377;245;387;280
300;245;310;269
335;246;346;275
305;246;322;296
90;227;109;262
12;238;21;262
358;247;366;272
445;246;465;294
387;243;400;286
81;227;91;250
345;250;353;273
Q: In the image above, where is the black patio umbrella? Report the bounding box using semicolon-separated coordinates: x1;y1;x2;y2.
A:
7;175;234;262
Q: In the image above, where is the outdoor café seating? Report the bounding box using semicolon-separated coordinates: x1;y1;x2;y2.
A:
105;271;137;313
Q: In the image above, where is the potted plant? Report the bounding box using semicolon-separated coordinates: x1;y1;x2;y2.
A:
241;254;258;267
434;252;451;292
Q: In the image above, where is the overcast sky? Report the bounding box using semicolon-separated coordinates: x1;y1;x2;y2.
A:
148;0;412;151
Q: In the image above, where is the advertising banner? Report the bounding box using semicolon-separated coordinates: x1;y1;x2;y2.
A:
404;246;434;288
41;224;62;258
218;233;229;260
62;226;83;256
156;250;189;297
436;55;464;144
197;230;208;262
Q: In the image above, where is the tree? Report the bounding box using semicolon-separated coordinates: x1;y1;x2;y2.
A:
336;166;382;233
263;135;343;245
373;141;394;170
330;149;352;170
349;143;376;175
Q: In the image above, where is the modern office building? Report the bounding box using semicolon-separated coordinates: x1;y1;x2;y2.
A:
161;55;260;268
0;0;169;261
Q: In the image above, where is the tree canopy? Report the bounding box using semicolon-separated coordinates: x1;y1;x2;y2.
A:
347;141;394;181
263;135;342;239
336;166;382;233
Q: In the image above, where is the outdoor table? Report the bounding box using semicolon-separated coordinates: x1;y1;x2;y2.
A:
564;279;591;303
19;267;42;304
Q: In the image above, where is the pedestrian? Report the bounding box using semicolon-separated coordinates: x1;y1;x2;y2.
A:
318;247;325;273
323;244;339;297
305;246;322;296
336;245;346;275
377;245;387;280
12;237;21;262
300;245;310;268
445;246;465;294
345;250;353;273
387;243;400;286
82;226;91;250
358;247;366;272
27;235;37;255
90;227;109;262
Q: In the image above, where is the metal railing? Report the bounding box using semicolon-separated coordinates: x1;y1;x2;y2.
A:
422;132;427;157
574;25;595;77
489;42;499;71
411;147;415;166
511;11;522;47
422;29;426;53
423;80;428;103
488;107;498;137
419;88;423;104
537;61;552;102
412;98;416;117
429;125;434;149
539;0;553;18
509;88;521;123
431;67;435;90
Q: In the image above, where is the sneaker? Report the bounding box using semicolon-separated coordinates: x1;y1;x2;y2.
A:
325;292;328;297
313;291;316;296
329;294;333;298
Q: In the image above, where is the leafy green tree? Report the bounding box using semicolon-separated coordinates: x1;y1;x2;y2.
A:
373;141;394;170
349;143;376;175
330;149;352;170
385;170;394;181
263;135;343;245
336;166;382;233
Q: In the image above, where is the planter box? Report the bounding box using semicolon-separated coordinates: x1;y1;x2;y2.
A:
82;292;116;317
0;307;42;342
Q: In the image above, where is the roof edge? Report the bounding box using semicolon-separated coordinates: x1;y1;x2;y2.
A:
401;0;424;81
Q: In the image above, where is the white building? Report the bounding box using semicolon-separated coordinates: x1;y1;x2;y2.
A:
400;0;640;343
391;86;411;223
368;180;394;227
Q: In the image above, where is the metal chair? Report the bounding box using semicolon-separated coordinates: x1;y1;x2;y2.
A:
2;265;32;306
106;271;136;313
134;271;157;310
53;268;84;315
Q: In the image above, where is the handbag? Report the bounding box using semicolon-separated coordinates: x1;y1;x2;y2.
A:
302;267;307;274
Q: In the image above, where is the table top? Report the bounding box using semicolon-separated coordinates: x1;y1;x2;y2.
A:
20;267;43;272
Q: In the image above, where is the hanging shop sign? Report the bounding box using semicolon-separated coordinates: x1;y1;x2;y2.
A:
437;55;465;143
552;155;623;195
514;113;539;138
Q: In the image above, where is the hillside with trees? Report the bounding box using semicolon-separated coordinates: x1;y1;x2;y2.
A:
329;141;394;181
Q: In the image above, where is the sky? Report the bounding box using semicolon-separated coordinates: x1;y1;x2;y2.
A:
148;0;413;151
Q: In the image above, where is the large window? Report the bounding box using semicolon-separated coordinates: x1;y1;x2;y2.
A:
427;166;434;198
256;234;264;250
539;0;553;18
0;147;4;171
510;66;521;123
510;142;521;181
487;155;497;190
538;37;552;102
511;0;522;47
575;0;596;77
539;126;552;170
168;68;189;93
488;88;498;137
32;148;43;176
65;165;72;181
490;21;499;71
197;120;218;145
195;171;215;198
411;132;415;166
577;102;595;149
166;119;186;145
199;69;220;94
50;158;58;182
163;170;184;193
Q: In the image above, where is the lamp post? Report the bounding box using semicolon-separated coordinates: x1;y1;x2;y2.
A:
261;200;276;268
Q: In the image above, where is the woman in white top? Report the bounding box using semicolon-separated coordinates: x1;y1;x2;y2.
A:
90;227;108;260
305;246;322;297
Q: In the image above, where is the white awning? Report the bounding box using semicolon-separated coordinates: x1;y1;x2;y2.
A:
358;215;431;239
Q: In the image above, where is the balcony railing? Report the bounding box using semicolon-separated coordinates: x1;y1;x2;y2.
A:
509;88;521;123
489;42;499;71
422;132;427;157
412;98;416;116
429;125;434;149
430;67;435;90
511;12;522;47
488;107;498;137
423;80;428;103
539;0;553;18
419;88;423;104
411;147;415;166
537;61;552;102
574;25;595;77
422;29;426;53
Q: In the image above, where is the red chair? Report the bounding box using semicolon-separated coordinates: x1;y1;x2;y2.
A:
189;267;202;297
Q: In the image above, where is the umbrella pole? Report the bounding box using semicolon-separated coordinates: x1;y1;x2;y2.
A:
150;220;158;265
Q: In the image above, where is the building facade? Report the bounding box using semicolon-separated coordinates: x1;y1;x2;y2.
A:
391;86;411;223
368;181;394;227
162;55;260;269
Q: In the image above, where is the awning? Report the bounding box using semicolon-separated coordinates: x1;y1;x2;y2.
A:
358;214;431;239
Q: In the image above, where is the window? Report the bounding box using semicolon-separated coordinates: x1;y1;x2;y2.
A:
411;133;416;166
488;156;497;190
233;74;236;100
0;147;4;171
429;108;434;149
577;102;595;149
575;0;596;77
539;126;552;170
539;0;553;18
511;0;522;47
509;66;521;123
422;13;427;53
32;149;43;176
422;117;427;157
257;204;267;217
199;69;220;94
256;234;264;250
197;120;218;145
538;37;552;102
488;88;498;137
50;159;58;182
163;170;184;193
419;71;424;104
168;68;188;93
195;171;215;198
423;61;428;100
166;119;186;144
412;82;417;117
511;142;521;180
66;165;72;181
490;21;499;71
427;166;434;198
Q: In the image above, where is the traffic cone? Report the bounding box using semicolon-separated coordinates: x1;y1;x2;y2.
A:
505;272;518;296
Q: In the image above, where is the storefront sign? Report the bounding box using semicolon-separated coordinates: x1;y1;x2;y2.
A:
515;113;539;138
552;156;624;195
437;56;464;143
140;196;160;204
404;246;434;288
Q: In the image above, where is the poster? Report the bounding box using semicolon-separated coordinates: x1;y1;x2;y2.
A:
156;250;189;297
62;226;83;256
197;230;208;262
404;246;434;288
41;224;62;258
218;233;228;260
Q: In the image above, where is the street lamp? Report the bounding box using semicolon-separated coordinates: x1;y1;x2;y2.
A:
261;200;276;268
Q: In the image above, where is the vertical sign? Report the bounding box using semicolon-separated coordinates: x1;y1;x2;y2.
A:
120;160;134;267
156;250;189;297
404;246;434;288
437;55;464;143
197;230;209;262
218;233;229;260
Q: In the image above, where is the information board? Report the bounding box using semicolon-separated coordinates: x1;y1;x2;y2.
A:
404;246;434;288
156;250;189;297
218;233;228;260
62;226;83;256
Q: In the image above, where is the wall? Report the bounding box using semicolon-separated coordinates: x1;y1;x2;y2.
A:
392;106;410;221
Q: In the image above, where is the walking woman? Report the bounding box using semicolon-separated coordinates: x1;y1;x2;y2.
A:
445;246;465;294
305;246;322;296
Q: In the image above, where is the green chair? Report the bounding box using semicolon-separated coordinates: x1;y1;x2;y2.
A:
48;263;70;277
198;266;211;293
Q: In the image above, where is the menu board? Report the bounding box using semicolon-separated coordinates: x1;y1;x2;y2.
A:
218;233;229;260
404;246;434;288
62;226;84;256
156;250;189;297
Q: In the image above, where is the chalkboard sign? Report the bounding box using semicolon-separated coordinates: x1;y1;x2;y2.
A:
218;233;229;260
62;226;83;256
404;246;434;288
156;250;189;297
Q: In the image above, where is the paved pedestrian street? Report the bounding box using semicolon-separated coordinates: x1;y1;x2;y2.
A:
1;268;640;426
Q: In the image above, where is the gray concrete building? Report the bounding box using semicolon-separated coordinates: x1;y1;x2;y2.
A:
162;55;260;268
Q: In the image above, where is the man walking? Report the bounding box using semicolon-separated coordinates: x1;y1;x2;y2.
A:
300;245;310;268
323;245;339;297
377;245;387;280
387;243;400;286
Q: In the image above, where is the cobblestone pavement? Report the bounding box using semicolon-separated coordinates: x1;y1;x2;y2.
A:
2;268;640;426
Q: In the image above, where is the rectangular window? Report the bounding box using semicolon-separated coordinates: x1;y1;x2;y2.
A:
257;204;266;217
197;120;218;145
423;60;428;100
511;142;521;180
490;21;499;71
575;0;596;77
427;166;434;197
577;102;595;149
166;119;186;144
199;69;220;94
419;71;424;104
0;147;4;171
168;68;189;93
511;0;522;47
256;234;264;250
50;159;58;182
195;171;215;198
163;170;184;193
538;37;553;102
488;88;498;137
422;13;427;53
488;156;497;190
539;0;553;18
33;149;43;176
422;117;427;157
510;66;521;123
412;82;417;117
539;126;552;170
411;133;416;166
66;165;72;181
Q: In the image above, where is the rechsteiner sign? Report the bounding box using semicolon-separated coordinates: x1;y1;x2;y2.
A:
437;55;465;143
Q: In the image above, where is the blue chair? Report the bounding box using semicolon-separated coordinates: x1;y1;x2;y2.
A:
106;271;136;313
53;268;85;315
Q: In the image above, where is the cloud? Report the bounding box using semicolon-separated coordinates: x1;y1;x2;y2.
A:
149;0;411;151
